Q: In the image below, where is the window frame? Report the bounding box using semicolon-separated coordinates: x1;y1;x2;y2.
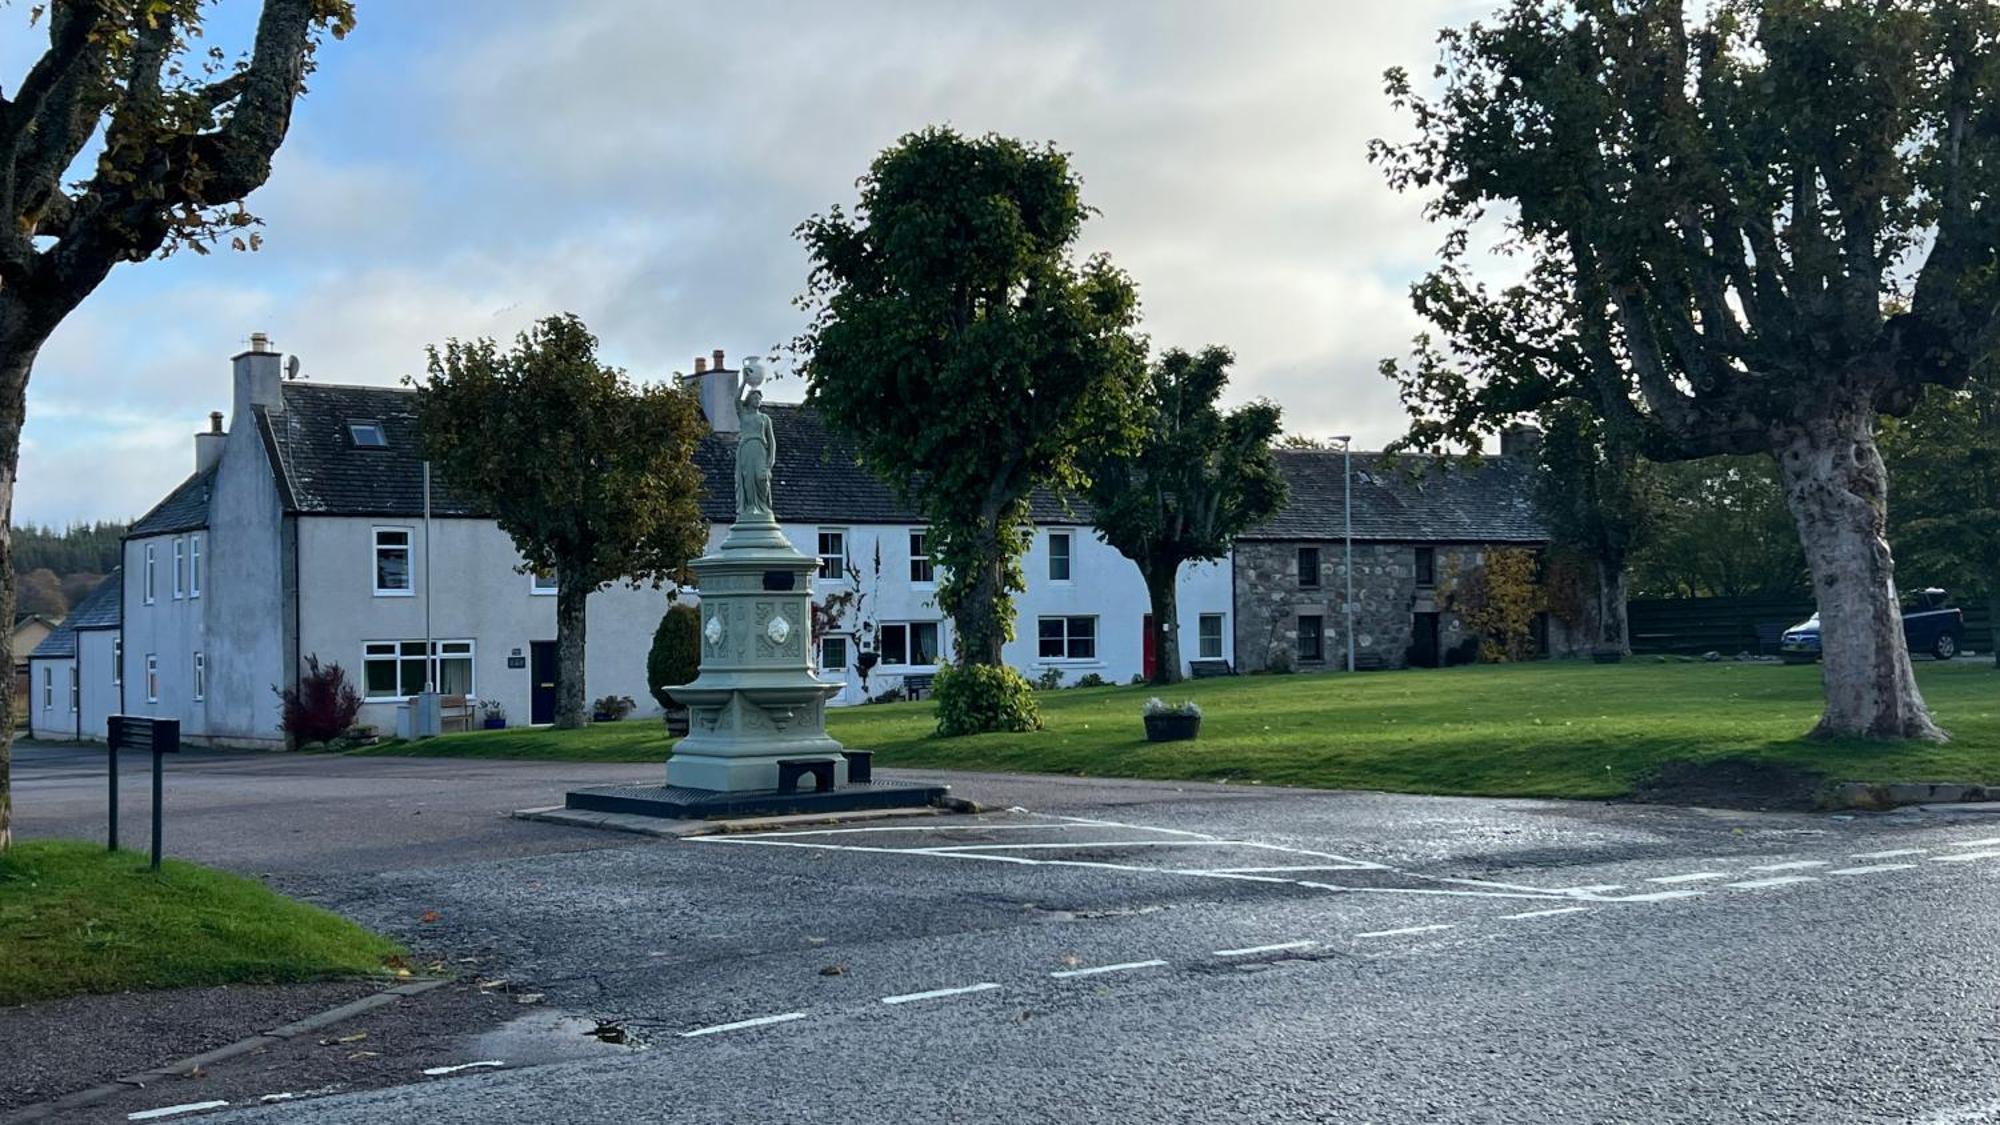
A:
908;529;934;585
1037;615;1098;661
192;651;205;702
145;653;159;704
1198;613;1225;660
876;621;941;668
41;665;51;709
113;637;122;686
1297;615;1325;663
820;634;850;672
373;526;415;597
529;567;558;596
1415;546;1436;588
361;639;476;701
816;529;848;581
189;534;203;598
1297;546;1321;589
68;665;78;713
144;544;157;604
347;420;389;449
1048;531;1073;583
173;537;186;599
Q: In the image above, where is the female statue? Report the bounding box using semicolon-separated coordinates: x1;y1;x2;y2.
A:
734;357;776;521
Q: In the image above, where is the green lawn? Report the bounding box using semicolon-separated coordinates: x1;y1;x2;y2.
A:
0;840;405;1006
356;661;2000;801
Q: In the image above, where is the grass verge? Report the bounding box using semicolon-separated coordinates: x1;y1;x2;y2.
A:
0;840;404;1006
352;660;2000;802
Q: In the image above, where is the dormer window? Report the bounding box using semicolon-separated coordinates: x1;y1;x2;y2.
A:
348;421;388;448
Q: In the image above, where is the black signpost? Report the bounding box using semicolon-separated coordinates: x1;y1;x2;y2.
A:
107;716;181;871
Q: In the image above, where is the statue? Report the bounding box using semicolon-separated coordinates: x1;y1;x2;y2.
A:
734;356;776;521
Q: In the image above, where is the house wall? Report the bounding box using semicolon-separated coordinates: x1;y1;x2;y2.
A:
200;404;288;746
76;628;119;741
295;515;670;734
121;532;213;736
26;655;78;740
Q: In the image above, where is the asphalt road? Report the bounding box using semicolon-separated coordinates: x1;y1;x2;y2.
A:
14;741;2000;1124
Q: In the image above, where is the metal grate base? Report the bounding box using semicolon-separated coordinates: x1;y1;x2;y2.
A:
565;781;949;821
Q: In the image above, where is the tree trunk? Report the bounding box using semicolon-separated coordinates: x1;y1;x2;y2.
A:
1773;411;1945;741
1144;558;1183;685
0;317;35;850
954;513;1008;667
554;579;590;729
1596;554;1630;655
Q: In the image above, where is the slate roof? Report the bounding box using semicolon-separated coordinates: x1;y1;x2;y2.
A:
28;569;121;660
1242;450;1547;544
126;466;216;538
251;382;1086;525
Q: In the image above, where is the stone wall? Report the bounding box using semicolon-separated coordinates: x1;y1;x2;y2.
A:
1233;540;1586;672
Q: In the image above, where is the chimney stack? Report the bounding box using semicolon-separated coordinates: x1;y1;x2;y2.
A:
195;411;227;473
232;331;285;420
679;346;740;437
712;348;726;370
694;356;707;374
1500;423;1544;459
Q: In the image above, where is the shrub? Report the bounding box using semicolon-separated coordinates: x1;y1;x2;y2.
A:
277;655;363;745
1075;672;1109;689
1443;636;1481;666
648;604;701;710
592;694;637;721
1033;667;1066;691
1267;646;1296;674
934;663;1042;737
1451;548;1544;662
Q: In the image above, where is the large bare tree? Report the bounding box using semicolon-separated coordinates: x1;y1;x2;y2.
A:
0;0;353;848
1376;0;2000;741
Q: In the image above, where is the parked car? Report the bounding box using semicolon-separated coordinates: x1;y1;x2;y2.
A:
1780;588;1964;662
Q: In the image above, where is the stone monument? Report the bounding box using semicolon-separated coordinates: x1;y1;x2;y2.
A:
664;356;849;792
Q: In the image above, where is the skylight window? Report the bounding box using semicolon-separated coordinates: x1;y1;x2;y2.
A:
348;421;388;448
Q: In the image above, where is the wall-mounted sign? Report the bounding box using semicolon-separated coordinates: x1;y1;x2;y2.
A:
507;655;527;669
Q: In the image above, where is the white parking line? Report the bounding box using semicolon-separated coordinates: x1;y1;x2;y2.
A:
1851;848;1926;859
1197;865;1379;874
128;1103;231;1122
1596;889;1705;903
679;1012;807;1038
1214;940;1316;956
920;841;1248;852
1050;960;1168;979
1355;924;1454;939
1726;876;1818;889
1646;872;1728;884
1931;849;2000;863
1499;906;1591;920
1828;864;1921;876
881;983;1001;1005
1747;861;1828;872
1948;837;2000;849
420;1060;506;1075
1557;884;1624;894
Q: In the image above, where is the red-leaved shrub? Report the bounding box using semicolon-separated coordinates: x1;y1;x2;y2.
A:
277;655;364;743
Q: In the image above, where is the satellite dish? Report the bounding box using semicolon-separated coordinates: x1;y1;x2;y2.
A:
285;355;302;380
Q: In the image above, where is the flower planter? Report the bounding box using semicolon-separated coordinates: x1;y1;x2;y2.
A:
482;717;507;730
1143;714;1202;742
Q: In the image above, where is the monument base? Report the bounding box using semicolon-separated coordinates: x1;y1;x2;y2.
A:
564;779;949;821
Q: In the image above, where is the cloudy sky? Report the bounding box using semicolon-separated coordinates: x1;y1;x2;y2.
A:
10;0;1487;528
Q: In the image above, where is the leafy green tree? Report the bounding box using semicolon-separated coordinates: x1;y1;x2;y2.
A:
796;127;1147;686
648;603;702;711
1375;1;2000;741
415;315;710;729
1532;405;1656;654
0;0;350;848
1881;375;2000;666
1627;457;1808;599
1086;347;1286;684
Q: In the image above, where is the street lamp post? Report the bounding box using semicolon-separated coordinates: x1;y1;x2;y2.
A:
1331;435;1355;673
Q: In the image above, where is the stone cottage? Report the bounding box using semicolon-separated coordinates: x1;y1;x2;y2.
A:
1233;435;1583;672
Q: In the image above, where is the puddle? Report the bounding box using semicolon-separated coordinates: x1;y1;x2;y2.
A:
467;1010;649;1066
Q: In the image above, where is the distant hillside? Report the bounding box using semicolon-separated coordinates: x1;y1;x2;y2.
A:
12;522;125;620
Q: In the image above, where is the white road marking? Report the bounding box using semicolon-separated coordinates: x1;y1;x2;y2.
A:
1355;924;1455;939
1499;906;1591;920
1828;864;1921;876
679;1012;807;1038
1948;837;2000;849
1595;889;1705;903
1747;861;1828;872
1196;865;1377;874
1646;872;1728;884
919;840;1249;852
1726;876;1818;889
880;982;1001;1005
1050;959;1168;979
726;822;1100;839
1851;848;1926;859
1917;1096;2000;1124
128;1103;231;1122
420;1060;505;1075
1557;884;1624;894
1932;849;2000;863
1214;940;1316;956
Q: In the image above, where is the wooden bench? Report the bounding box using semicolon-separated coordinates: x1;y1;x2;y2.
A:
843;749;874;784
440;694;475;734
902;673;936;701
1189;659;1234;678
777;758;836;794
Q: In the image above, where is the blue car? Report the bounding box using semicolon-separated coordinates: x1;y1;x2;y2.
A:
1781;588;1964;663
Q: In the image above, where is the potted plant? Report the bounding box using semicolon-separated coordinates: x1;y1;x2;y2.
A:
856;646;880;692
591;694;637;723
1142;697;1203;742
480;701;508;730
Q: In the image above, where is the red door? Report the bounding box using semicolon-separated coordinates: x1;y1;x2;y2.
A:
1141;614;1156;680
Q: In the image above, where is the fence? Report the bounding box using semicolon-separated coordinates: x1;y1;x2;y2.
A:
1629;594;1994;656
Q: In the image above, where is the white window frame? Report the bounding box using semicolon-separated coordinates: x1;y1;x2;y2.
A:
373;526;415;596
41;665;51;710
908;529;933;585
172;538;186;599
816;529;848;581
361;639;476;701
68;665;78;713
820;634;851;673
192;651;206;702
1048;531;1073;582
876;621;941;668
348;420;388;448
1037;615;1098;661
113;637;122;686
189;535;203;598
145;653;159;704
1198;613;1226;660
530;567;558;596
143;544;157;604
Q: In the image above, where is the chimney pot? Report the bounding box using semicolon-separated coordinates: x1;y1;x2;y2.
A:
712;348;726;369
694;357;707;374
249;332;272;354
209;411;223;434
